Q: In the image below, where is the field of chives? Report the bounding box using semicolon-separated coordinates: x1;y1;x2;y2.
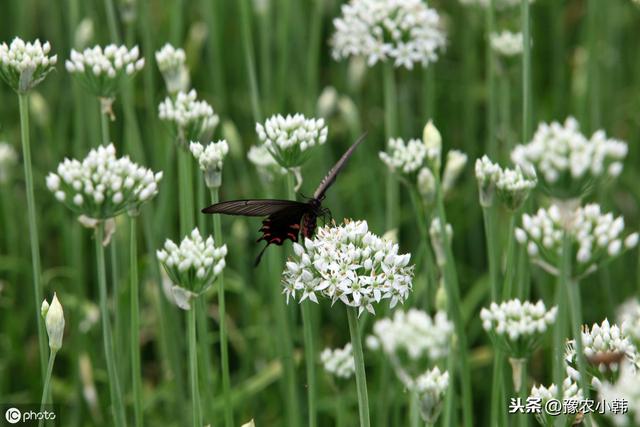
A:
2;0;640;426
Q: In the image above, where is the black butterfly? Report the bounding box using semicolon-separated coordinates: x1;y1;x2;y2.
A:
202;134;366;265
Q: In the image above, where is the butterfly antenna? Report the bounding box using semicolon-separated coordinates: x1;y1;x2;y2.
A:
254;243;270;266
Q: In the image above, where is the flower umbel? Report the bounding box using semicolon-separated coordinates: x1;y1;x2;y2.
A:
320;343;356;379
475;155;537;210
0;37;57;93
189;140;229;188
511;117;627;198
529;377;583;427
156;228;227;310
155;43;189;94
159;89;219;145
413;367;449;424
255;114;328;169
331;0;447;69
65;44;144;98
480;299;557;358
41;293;65;352
515;203;638;278
490;31;523;57
379;138;427;175
282;220;414;315
46;144;162;219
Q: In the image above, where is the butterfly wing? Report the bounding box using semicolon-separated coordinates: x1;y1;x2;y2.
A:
313;133;367;199
201;199;304;216
254;202;312;265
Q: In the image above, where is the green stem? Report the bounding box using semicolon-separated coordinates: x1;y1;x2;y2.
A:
521;0;532;144
566;280;590;399
129;216;143;427
490;351;505;427
178;147;195;234
38;351;57;427
18;93;47;377
239;0;263;122
482;205;500;301
502;215;517;300
95;224;126;427
210;188;234;427
188;306;202;427
434;176;473;427
276;0;291;110
486;0;497;157
103;0;121;43
99;102;110;145
383;63;398;233
347;307;370;427
306;0;323;114
552;275;567;403
301;301;317;427
409;392;420;427
518;359;528;427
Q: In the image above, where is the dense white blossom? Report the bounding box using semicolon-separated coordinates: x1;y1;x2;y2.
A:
41;293;65;352
599;362;640;426
155;43;189;94
511;117;627;198
0;37;57;92
368;309;452;362
379;138;427;175
475;155;537;210
0;142;18;183
255;114;327;169
156;228;227;309
46;144;162;219
282;220;414;316
413;367;449;424
565;319;637;379
530;377;583;427
320;343;355;379
481;299;557;357
189;140;229;188
490;31;523;57
65;44;144;97
618;299;640;348
515;204;638;277
159;89;219;144
331;0;446;69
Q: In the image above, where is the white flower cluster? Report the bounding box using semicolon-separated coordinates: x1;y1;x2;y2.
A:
189;140;229;188
490;31;523;57
480;299;557;357
599;362;640;426
282;220;414;316
320;343;355;379
369;309;452;362
0;38;57;92
255;114;327;169
511;117;627;197
475;155;537;210
566;319;637;374
155;43;189;94
379;138;427;175
530;377;583;427
331;0;446;69
46;144;162;219
65;44;144;97
618;299;640;348
157;228;227;309
413;367;449;423
0;142;18;183
247;144;287;180
159;90;219;143
515;204;638;277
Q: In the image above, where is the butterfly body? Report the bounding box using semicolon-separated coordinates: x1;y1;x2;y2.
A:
202;134;366;264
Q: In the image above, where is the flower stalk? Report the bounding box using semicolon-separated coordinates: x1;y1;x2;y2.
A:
347;306;370;427
18;92;47;376
129;215;143;427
